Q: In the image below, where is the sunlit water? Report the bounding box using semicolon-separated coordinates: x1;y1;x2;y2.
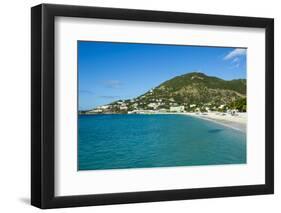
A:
78;114;246;170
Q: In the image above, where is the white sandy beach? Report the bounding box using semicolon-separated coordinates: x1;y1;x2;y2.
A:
184;112;247;132
139;111;247;132
85;111;247;132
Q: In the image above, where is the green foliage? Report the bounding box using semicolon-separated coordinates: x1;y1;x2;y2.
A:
87;72;247;113
227;98;247;112
143;72;247;109
158;72;246;95
131;72;247;112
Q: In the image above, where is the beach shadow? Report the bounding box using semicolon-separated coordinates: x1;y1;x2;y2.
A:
19;197;30;205
208;129;223;133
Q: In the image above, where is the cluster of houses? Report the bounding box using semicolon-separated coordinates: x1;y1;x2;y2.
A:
87;98;236;115
127;105;185;114
85;87;242;114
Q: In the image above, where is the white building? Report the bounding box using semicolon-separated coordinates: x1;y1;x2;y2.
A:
89;109;102;113
99;105;109;109
120;106;128;110
218;104;225;109
148;103;158;109
170;106;185;112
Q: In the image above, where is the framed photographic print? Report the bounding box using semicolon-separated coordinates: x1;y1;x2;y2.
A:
31;4;274;209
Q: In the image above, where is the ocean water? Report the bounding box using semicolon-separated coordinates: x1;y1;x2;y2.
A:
78;114;246;170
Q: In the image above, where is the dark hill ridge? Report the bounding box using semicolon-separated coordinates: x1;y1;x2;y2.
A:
137;72;246;108
85;72;246;114
157;72;246;95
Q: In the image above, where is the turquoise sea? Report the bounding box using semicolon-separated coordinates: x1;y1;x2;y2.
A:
78;114;246;170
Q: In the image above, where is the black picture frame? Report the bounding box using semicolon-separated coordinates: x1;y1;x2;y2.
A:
31;3;274;209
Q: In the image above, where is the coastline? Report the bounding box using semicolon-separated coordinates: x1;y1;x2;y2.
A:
81;111;247;133
184;112;247;133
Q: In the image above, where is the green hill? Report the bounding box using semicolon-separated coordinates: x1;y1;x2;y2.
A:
86;72;247;114
158;72;246;94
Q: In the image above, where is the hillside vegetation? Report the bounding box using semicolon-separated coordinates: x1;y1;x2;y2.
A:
84;72;247;114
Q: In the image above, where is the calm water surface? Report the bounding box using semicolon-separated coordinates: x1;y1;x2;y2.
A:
78;114;246;170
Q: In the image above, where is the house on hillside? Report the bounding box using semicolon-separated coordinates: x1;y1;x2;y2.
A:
170;106;185;112
148;103;158;109
99;105;109;110
218;104;225;109
88;109;102;113
120;105;128;110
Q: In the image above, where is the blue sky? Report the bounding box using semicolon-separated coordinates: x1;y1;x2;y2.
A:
78;41;246;110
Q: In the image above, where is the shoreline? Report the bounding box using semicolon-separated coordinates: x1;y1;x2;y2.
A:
184;112;246;133
81;112;247;133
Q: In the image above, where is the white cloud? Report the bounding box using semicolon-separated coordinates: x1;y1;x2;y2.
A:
232;63;240;69
231;57;239;63
224;48;246;60
230;57;240;68
79;90;94;95
99;95;120;99
103;80;122;89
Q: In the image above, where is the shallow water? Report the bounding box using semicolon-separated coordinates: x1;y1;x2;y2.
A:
78;114;246;170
